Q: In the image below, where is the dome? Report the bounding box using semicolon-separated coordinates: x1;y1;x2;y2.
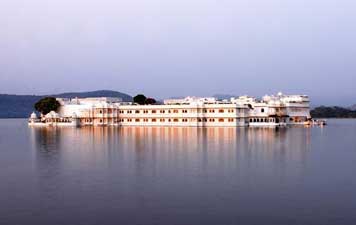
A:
52;112;59;118
45;111;59;119
44;112;53;118
30;112;37;119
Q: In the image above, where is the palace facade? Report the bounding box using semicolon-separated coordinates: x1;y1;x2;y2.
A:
29;93;311;127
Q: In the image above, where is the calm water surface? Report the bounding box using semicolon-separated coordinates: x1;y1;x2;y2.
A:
0;119;356;225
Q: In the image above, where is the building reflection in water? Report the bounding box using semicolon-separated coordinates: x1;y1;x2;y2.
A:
28;125;312;214
29;126;311;182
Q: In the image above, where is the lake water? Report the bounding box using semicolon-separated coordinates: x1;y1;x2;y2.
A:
0;119;356;225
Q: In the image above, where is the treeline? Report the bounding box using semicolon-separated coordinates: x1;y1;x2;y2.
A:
311;106;356;118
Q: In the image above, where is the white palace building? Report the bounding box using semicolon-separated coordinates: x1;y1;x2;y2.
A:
28;93;311;127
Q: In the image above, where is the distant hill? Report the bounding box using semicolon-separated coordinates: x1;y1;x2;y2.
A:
348;104;356;111
311;106;356;118
0;90;132;118
212;94;237;100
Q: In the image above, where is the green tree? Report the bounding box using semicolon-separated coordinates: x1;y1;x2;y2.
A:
145;98;156;105
34;97;60;115
133;94;147;105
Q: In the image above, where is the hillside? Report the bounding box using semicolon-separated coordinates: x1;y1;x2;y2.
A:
0;90;132;118
212;94;237;100
349;104;356;111
311;106;356;118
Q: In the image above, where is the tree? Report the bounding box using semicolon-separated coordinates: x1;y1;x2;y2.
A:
34;97;60;115
133;94;147;105
145;98;156;105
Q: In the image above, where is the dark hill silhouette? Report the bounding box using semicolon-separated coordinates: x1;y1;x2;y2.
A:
311;106;356;118
0;90;132;118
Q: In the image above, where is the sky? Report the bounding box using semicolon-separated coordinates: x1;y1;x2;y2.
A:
1;0;355;105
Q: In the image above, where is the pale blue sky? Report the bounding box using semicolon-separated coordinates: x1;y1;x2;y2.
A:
1;0;355;105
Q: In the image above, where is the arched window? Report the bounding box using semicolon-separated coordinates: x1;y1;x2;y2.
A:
261;108;264;113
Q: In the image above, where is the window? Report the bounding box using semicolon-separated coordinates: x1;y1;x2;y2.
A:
173;109;179;113
182;110;188;113
182;118;188;122
100;119;103;123
209;109;215;113
160;118;165;122
204;118;207;122
209;118;215;122
160;110;165;113
219;109;224;113
135;119;140;122
135;110;140;114
219;118;224;122
261;108;265;113
198;118;202;122
204;109;208;113
173;118;179;122
152;118;156;122
152;110;156;113
99;110;103;114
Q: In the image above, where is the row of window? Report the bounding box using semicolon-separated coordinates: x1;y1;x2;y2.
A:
97;118;238;123
116;118;236;123
249;118;286;123
112;109;238;114
250;118;272;123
